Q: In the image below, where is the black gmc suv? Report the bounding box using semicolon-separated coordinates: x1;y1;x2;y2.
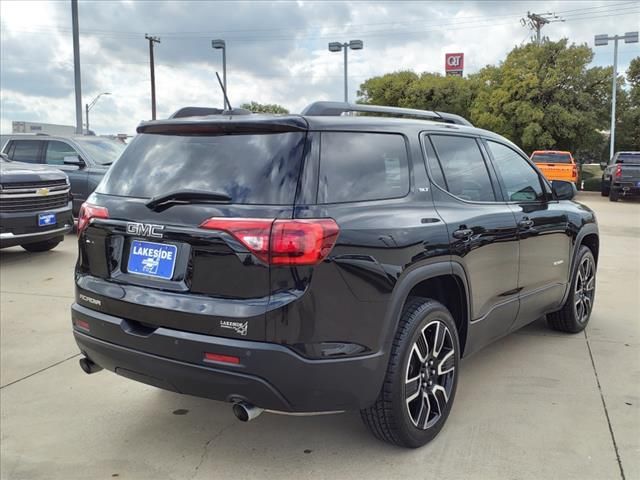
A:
72;102;599;448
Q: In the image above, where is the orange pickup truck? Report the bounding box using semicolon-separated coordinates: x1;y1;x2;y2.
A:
530;150;578;185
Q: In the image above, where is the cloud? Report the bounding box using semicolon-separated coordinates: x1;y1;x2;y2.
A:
1;0;638;134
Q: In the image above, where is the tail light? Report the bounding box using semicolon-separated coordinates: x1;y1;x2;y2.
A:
78;202;109;235
614;164;622;178
572;164;578;179
199;218;340;265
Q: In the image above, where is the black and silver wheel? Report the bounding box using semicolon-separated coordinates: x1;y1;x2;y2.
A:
361;298;459;448
404;319;456;430
548;245;596;333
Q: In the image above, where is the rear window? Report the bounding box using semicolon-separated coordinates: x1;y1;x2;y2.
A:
97;132;306;204
616;153;640;164
531;153;572;164
318;132;409;203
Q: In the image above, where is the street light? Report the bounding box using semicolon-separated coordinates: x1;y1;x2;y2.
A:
211;39;229;109
85;92;111;133
594;31;638;161
328;40;364;102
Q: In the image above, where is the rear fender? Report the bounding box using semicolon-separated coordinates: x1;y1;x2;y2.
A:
377;260;471;362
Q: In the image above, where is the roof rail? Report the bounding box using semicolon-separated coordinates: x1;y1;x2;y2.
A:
301;101;472;127
169;106;252;119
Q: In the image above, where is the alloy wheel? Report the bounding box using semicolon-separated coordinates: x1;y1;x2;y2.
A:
404;320;456;430
575;256;596;323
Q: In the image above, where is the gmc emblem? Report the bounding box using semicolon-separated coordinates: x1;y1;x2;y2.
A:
126;222;164;238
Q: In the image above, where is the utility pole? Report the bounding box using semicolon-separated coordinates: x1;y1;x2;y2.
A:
521;11;564;45
145;34;161;120
71;0;83;134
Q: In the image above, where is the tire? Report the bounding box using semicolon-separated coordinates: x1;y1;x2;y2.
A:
547;245;596;333
21;236;63;252
360;297;460;448
601;179;609;196
609;189;619;202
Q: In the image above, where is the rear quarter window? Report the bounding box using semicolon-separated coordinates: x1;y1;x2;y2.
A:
317;132;410;204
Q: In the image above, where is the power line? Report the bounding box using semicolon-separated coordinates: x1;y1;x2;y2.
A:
1;2;636;39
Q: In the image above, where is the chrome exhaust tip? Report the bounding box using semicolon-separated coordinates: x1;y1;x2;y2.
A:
232;401;264;422
79;357;103;374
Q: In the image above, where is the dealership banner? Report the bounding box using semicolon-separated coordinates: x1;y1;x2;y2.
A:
445;53;464;77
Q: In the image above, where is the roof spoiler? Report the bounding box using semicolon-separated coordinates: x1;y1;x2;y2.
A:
301;101;472;127
169;106;252;119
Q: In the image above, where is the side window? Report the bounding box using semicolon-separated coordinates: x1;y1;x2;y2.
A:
487;141;544;202
45;141;78;165
429;135;496;202
7;140;42;163
318;132;409;203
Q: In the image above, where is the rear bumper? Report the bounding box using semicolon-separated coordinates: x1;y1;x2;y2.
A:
71;303;387;412
0;203;73;248
612;183;640;197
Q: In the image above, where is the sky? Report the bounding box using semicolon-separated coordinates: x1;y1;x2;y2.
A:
0;0;639;135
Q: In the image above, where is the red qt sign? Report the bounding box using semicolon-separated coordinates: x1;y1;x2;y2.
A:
445;53;464;73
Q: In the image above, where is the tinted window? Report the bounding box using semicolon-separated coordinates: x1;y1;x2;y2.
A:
98;132;306;205
74;137;125;165
430;135;495;202
45;141;78;165
8;140;41;163
531;152;572;164
489;141;545;202
318;132;409;204
616;153;640;164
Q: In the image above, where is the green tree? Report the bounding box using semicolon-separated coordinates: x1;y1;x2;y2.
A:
357;39;619;160
240;101;289;114
615;57;640;153
470;39;611;157
357;70;419;107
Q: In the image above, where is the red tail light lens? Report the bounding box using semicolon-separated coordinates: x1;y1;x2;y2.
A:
572;165;578;178
271;219;339;265
199;218;339;265
614;164;622;178
199;218;273;263
78;202;109;235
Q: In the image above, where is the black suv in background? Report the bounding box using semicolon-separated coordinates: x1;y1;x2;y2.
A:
71;102;599;448
1;134;126;215
0;153;73;251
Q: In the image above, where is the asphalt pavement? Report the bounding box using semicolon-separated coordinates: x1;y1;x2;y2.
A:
0;192;638;480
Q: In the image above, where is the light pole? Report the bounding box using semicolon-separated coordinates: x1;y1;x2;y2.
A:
85;92;111;133
595;31;639;161
328;40;363;102
212;39;229;109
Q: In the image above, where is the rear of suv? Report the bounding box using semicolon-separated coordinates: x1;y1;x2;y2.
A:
72;102;599;447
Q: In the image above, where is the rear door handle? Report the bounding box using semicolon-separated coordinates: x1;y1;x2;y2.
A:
452;228;474;240
518;218;534;229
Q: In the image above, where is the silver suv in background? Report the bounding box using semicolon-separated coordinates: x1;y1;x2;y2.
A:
0;134;126;215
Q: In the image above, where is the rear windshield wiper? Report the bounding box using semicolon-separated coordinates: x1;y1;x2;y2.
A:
146;189;232;210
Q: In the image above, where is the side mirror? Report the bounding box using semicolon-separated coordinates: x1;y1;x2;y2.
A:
599;161;608;171
63;155;85;167
552;180;577;201
0;152;9;161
